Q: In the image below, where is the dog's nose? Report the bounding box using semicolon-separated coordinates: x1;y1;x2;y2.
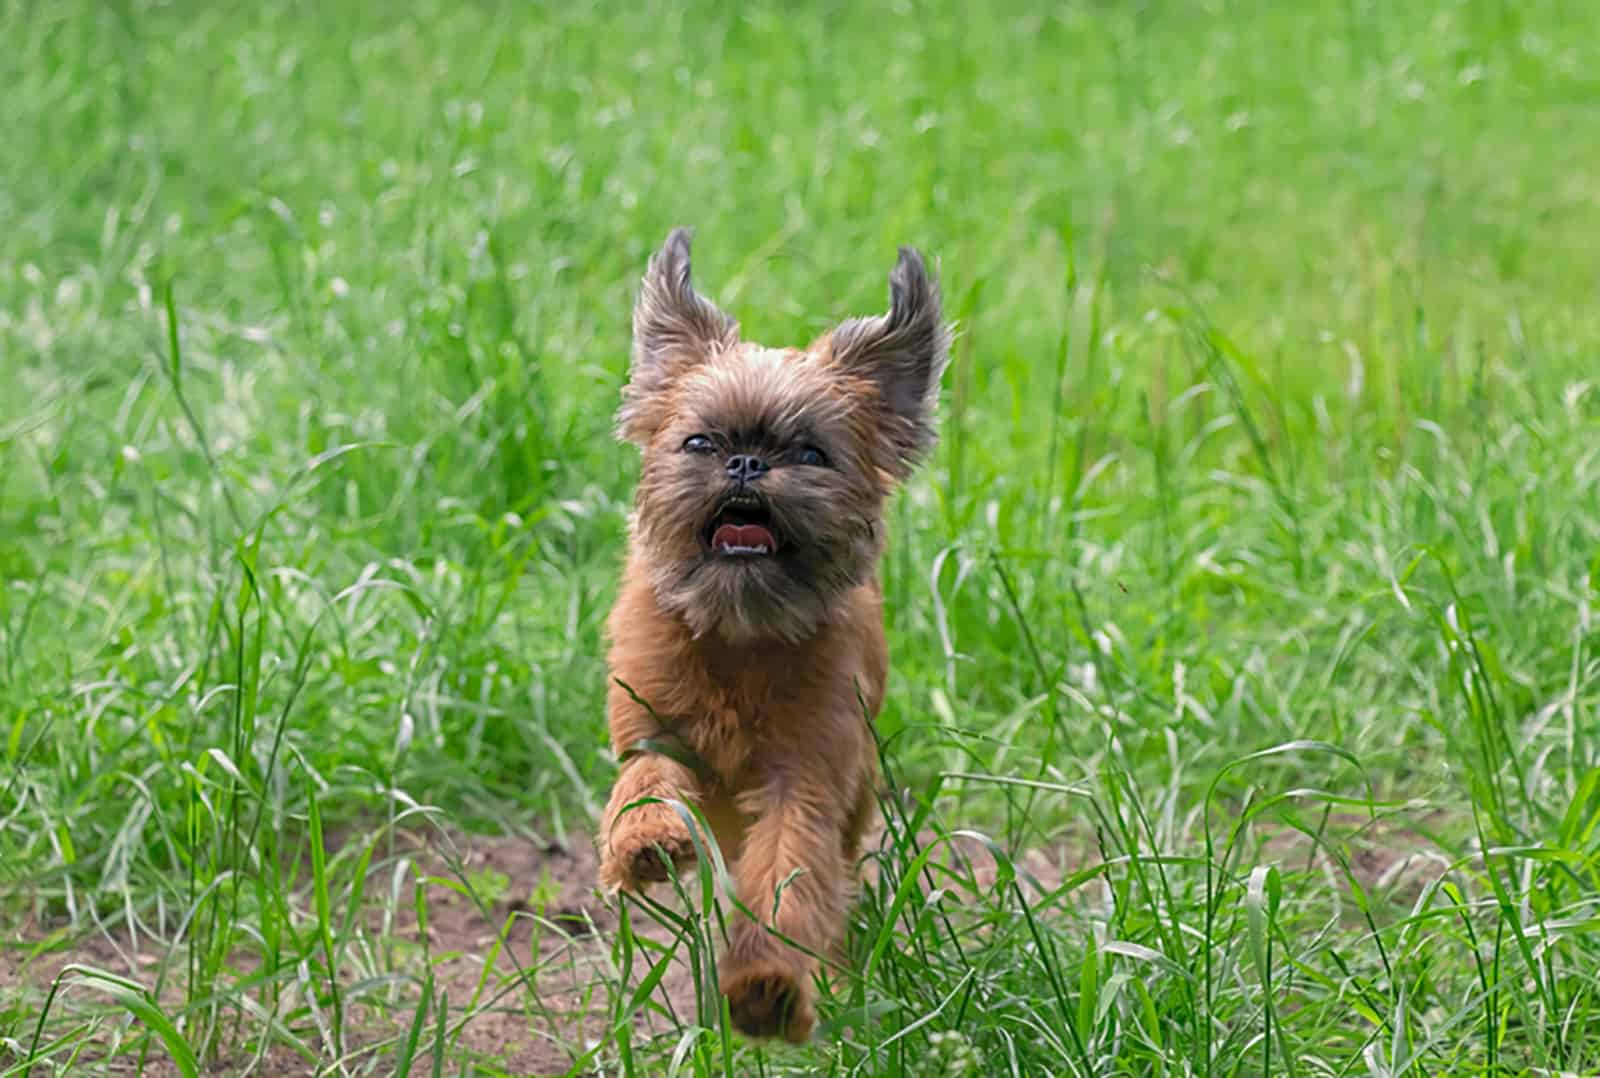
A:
725;454;769;483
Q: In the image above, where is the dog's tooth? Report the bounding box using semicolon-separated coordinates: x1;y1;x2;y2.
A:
714;542;772;556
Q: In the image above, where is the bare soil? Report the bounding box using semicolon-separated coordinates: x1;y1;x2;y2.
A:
2;830;691;1076
1;812;1452;1075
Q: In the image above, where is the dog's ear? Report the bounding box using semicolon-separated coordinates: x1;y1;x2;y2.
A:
618;228;739;444
826;247;951;476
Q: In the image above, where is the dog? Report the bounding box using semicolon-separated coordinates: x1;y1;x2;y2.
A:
597;228;950;1042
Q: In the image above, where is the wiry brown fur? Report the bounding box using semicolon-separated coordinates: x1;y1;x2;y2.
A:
598;229;949;1042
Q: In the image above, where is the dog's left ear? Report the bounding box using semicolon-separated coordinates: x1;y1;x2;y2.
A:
826;247;952;476
619;228;740;444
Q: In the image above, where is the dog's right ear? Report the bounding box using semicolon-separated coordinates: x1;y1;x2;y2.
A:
618;228;739;445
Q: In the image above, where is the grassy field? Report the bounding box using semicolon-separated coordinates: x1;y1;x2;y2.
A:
5;0;1600;1073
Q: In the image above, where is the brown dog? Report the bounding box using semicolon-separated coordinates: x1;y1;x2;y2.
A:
597;229;949;1042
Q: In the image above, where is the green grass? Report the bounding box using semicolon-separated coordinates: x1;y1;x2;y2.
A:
4;0;1600;1073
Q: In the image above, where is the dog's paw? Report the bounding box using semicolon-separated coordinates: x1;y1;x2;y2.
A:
721;960;816;1043
599;803;696;891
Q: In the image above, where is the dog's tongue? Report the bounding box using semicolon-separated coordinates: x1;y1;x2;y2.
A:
712;523;776;554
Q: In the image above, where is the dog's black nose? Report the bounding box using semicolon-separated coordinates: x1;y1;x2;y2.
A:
725;454;769;483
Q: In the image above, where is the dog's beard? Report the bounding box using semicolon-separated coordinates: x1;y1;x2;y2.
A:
635;497;882;643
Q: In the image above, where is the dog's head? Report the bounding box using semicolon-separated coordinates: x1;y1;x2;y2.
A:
618;229;950;642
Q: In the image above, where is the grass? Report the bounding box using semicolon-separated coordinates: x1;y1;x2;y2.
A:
3;0;1600;1072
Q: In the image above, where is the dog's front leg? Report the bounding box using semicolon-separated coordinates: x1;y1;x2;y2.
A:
598;689;701;892
720;775;850;1043
598;757;702;891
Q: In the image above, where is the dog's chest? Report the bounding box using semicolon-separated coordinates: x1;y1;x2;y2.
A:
678;677;772;787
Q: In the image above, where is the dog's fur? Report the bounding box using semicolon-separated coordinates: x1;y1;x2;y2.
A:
598;229;949;1041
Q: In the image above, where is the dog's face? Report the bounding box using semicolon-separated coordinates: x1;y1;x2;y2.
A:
618;229;950;642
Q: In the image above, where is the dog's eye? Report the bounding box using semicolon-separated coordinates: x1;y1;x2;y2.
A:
682;435;716;454
797;445;828;468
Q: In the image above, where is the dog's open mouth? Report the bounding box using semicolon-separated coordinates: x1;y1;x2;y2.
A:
706;495;779;557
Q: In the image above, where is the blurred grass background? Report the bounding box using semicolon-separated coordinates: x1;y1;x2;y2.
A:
3;0;1599;1073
